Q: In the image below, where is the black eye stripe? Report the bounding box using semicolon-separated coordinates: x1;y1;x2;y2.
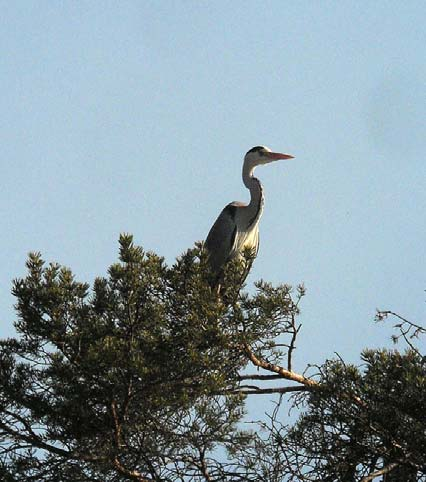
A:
247;146;264;154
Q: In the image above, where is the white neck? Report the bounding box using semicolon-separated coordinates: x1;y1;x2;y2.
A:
242;161;264;227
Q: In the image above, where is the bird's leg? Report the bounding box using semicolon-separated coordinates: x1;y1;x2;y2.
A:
214;283;227;308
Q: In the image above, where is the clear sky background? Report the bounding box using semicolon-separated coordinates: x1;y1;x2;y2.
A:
1;1;425;411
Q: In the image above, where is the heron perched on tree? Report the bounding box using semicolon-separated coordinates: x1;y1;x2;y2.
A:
205;146;294;288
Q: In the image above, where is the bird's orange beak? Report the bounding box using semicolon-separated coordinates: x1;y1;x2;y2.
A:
268;152;294;160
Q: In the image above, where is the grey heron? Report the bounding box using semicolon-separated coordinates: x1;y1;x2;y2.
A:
205;146;294;287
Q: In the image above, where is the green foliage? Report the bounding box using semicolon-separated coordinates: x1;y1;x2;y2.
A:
270;348;426;481
1;235;425;481
0;235;300;481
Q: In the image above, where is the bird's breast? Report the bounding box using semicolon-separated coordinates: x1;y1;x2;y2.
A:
232;223;259;259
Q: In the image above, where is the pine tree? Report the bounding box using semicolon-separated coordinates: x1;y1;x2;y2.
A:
1;236;425;481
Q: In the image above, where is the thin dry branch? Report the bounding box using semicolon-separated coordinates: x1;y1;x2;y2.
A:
112;456;154;482
360;461;400;482
232;386;308;395
243;343;318;388
238;374;283;381
0;419;103;463
287;314;301;371
376;310;425;356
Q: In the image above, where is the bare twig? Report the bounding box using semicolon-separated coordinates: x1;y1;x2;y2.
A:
112;456;154;482
376;310;425;356
360;461;400;482
243;343;318;388
0;419;103;463
238;374;283;381
287;314;301;371
232;386;308;395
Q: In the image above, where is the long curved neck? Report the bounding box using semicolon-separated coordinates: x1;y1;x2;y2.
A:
242;162;264;227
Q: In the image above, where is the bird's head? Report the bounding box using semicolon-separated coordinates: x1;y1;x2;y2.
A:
244;146;294;167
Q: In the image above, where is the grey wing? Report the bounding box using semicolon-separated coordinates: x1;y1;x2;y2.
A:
205;205;238;278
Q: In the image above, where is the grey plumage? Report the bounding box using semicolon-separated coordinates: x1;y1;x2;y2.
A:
205;202;249;283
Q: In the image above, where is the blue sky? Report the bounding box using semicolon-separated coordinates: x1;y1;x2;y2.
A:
1;1;425;388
